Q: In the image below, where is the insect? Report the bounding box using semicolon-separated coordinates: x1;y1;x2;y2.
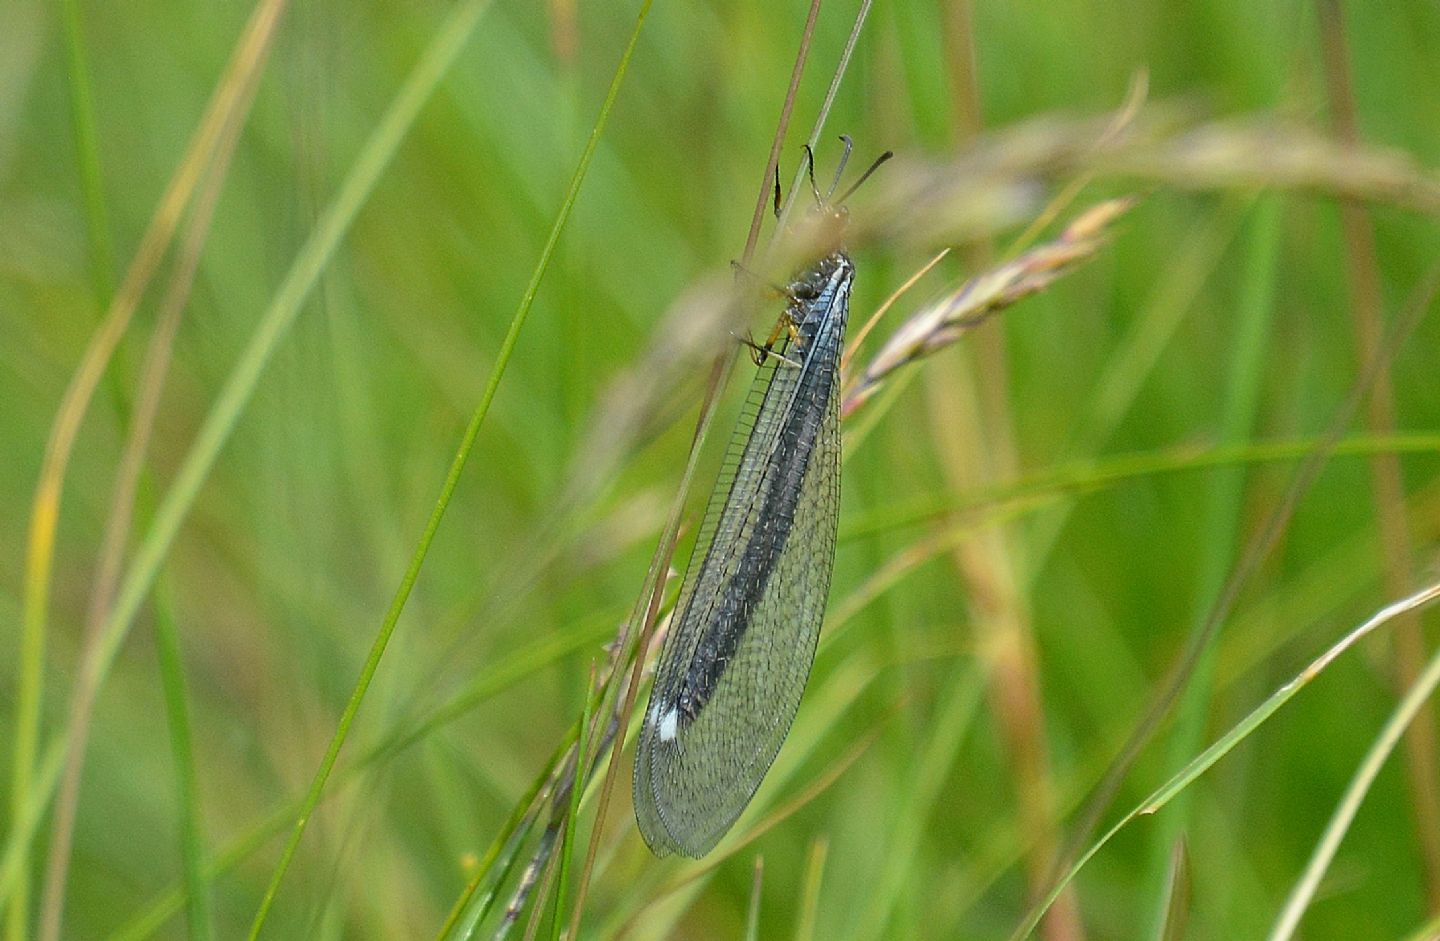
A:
633;139;891;857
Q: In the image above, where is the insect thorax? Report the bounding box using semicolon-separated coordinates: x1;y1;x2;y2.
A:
784;252;853;341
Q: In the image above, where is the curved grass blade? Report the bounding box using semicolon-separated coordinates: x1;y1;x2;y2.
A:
1008;579;1440;941
1268;605;1440;941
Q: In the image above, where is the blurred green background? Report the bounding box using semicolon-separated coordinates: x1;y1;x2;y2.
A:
4;0;1440;938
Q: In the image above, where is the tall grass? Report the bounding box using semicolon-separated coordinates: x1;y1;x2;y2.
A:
3;1;1440;939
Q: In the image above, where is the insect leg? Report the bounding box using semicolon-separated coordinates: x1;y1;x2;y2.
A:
737;329;802;368
730;259;800;299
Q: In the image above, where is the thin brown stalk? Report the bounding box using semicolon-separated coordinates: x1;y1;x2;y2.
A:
564;5;841;935
563;302;740;941
772;0;875;244
1158;839;1191;941
744;857;764;941
794;837;829;941
934;4;1081;938
545;0;578;66
1316;0;1440;909
741;0;823;267
35;46;263;939
516;829;562;941
7;1;287;935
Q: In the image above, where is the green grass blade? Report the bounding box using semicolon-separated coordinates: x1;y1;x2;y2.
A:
106;611;613;940
5;0;493;929
1022;198;1251;570
8;4;286;920
58;0;114;307
1009;581;1440;940
840;433;1440;544
263;0;653;929
151;577;214;941
849;662;986;940
0;748;64;924
1144;194;1282;933
1267;604;1440;941
437;729;581;941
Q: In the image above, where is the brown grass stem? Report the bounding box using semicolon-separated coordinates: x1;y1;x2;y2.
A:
36;35;264;941
1316;0;1440;908
932;7;1082;938
5;2;288;935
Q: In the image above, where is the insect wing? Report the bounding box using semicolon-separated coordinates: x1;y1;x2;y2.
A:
634;264;849;857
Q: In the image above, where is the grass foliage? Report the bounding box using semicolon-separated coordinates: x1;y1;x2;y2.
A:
4;0;1440;938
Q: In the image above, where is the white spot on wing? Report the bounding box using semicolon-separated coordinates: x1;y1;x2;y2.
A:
658;707;679;742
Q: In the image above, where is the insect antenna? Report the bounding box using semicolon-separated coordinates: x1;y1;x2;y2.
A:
834;149;894;206
826;134;855;200
802;144;823;207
